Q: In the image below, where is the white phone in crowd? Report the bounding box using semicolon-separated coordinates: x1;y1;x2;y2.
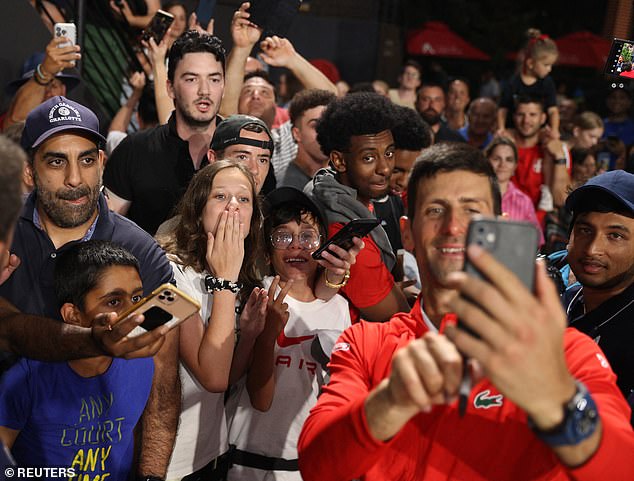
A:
54;22;77;66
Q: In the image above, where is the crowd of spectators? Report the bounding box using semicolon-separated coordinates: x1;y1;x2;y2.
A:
0;1;633;480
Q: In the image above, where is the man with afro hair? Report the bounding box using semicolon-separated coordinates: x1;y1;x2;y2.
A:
305;92;410;323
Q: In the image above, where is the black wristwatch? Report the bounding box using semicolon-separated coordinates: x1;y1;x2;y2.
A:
205;275;242;294
529;380;599;446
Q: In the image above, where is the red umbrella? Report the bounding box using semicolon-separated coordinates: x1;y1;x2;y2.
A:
554;31;611;70
406;21;490;60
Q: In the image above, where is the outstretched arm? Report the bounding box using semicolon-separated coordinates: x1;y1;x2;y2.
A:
109;71;146;133
219;2;262;117
0;297;167;360
4;37;80;130
259;36;337;94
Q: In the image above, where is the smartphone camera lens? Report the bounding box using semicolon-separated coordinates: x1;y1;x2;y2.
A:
166;296;175;303
158;294;165;300
163;290;171;296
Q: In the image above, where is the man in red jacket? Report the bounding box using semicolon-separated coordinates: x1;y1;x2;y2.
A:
298;142;634;481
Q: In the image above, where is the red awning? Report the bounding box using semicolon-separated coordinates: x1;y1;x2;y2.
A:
555;31;611;70
406;21;490;60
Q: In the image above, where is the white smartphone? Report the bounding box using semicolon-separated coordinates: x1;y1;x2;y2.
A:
116;283;201;337
54;22;76;47
54;22;77;66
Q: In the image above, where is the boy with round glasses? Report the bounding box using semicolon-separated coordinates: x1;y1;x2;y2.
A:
226;187;355;481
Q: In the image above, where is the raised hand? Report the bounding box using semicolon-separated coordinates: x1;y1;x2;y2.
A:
259;36;297;68
262;276;292;339
316;236;364;288
42;36;81;77
239;286;268;341
231;2;262;49
129;71;146;92
445;245;576;429
205;210;245;282
188;11;214;35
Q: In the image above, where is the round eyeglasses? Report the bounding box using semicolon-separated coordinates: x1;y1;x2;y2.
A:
270;230;322;251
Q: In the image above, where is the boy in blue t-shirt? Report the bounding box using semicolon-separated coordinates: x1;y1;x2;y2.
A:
0;240;154;480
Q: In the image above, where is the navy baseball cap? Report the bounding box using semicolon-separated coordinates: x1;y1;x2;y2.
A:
21;96;106;150
210;114;274;154
566;170;634;215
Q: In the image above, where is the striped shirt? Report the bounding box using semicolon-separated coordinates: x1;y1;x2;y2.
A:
271;120;298;184
502;181;545;246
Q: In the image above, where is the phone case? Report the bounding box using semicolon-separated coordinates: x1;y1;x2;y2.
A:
118;283;201;337
142;10;174;44
54;23;76;47
312;218;381;260
459;218;538;338
464;217;539;290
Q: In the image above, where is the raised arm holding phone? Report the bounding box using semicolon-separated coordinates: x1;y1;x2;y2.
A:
297;143;634;481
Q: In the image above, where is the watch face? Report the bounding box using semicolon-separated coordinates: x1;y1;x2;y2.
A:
575;399;598;436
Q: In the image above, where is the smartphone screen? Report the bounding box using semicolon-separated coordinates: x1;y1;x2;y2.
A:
604;38;634;80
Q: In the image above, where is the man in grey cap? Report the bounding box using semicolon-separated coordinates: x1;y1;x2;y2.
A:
0;96;180;479
209;114;275;194
564;170;634;419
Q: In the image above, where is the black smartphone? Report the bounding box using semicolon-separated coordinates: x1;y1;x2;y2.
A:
312;218;381;260
195;0;217;28
141;9;175;44
459;217;539;336
249;0;301;38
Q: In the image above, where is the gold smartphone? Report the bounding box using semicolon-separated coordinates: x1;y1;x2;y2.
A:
117;283;200;337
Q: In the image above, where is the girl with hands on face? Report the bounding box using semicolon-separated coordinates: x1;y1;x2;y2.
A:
226;188;353;481
161;160;266;479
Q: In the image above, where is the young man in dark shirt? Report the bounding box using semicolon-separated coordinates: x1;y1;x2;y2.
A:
104;31;226;235
564;170;634;417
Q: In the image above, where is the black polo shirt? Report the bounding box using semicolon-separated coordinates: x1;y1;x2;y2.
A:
566;281;634;411
104;114;215;235
0;193;174;320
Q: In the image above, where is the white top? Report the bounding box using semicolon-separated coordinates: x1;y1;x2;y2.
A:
166;261;231;479
226;276;351;481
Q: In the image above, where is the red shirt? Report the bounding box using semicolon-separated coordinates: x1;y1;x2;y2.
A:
513;144;544;206
298;298;634;481
329;222;394;324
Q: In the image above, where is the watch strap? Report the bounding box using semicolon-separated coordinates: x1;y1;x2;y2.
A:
529;380;599;447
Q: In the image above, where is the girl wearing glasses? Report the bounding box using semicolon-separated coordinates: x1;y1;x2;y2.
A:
226;187;361;481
